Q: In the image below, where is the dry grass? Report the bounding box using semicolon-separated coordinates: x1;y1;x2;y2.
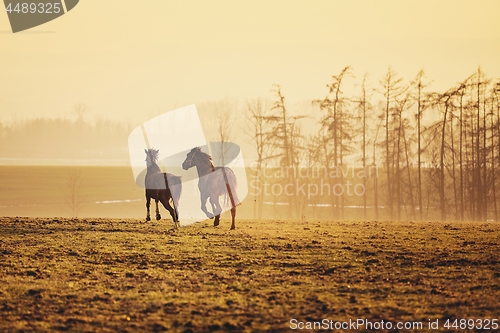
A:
0;217;499;332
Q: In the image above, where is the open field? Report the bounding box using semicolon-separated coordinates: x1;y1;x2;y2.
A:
0;217;499;332
0;166;145;219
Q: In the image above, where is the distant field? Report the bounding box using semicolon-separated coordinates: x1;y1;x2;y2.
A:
0;218;499;332
0;166;144;218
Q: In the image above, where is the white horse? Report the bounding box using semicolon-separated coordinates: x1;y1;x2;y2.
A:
181;147;239;230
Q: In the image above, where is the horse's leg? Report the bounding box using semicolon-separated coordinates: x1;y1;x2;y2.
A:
160;197;177;226
210;196;222;227
172;199;180;228
230;206;236;230
155;199;161;220
145;194;151;222
200;191;213;219
169;197;180;227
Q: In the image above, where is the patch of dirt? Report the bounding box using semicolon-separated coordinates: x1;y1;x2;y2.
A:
0;217;499;332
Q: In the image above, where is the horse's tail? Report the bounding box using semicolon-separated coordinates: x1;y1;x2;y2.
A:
223;167;240;208
166;173;182;207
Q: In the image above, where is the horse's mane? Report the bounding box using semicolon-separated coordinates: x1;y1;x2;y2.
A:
193;147;212;160
192;147;215;172
147;148;160;162
146;148;161;173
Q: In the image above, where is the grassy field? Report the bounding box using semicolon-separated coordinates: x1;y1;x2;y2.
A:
0;217;499;332
0;166;145;219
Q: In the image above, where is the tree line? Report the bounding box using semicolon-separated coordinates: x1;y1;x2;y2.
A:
0;104;132;163
245;67;500;222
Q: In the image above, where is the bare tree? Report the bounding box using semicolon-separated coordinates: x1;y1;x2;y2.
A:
411;70;432;220
379;67;404;219
244;98;273;219
204;99;237;166
491;81;500;221
316;66;354;219
355;73;372;219
73;103;91;125
65;169;86;218
266;85;305;218
371;114;384;220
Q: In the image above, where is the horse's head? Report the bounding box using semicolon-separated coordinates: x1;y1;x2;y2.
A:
145;148;159;168
182;147;200;170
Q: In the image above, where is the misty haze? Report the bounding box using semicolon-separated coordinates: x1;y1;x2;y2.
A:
1;1;499;332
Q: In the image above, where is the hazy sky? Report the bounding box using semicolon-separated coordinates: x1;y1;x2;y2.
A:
1;1;499;124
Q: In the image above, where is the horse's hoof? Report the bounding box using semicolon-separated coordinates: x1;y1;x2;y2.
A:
230;227;235;230
214;221;219;227
156;214;161;221
146;216;151;222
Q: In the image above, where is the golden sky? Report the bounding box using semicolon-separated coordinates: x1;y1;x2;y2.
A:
1;1;499;124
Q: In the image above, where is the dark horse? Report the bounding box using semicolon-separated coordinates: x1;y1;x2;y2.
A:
182;147;240;230
144;149;182;228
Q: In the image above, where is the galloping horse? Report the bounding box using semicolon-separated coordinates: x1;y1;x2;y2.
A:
144;149;182;228
182;147;240;230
